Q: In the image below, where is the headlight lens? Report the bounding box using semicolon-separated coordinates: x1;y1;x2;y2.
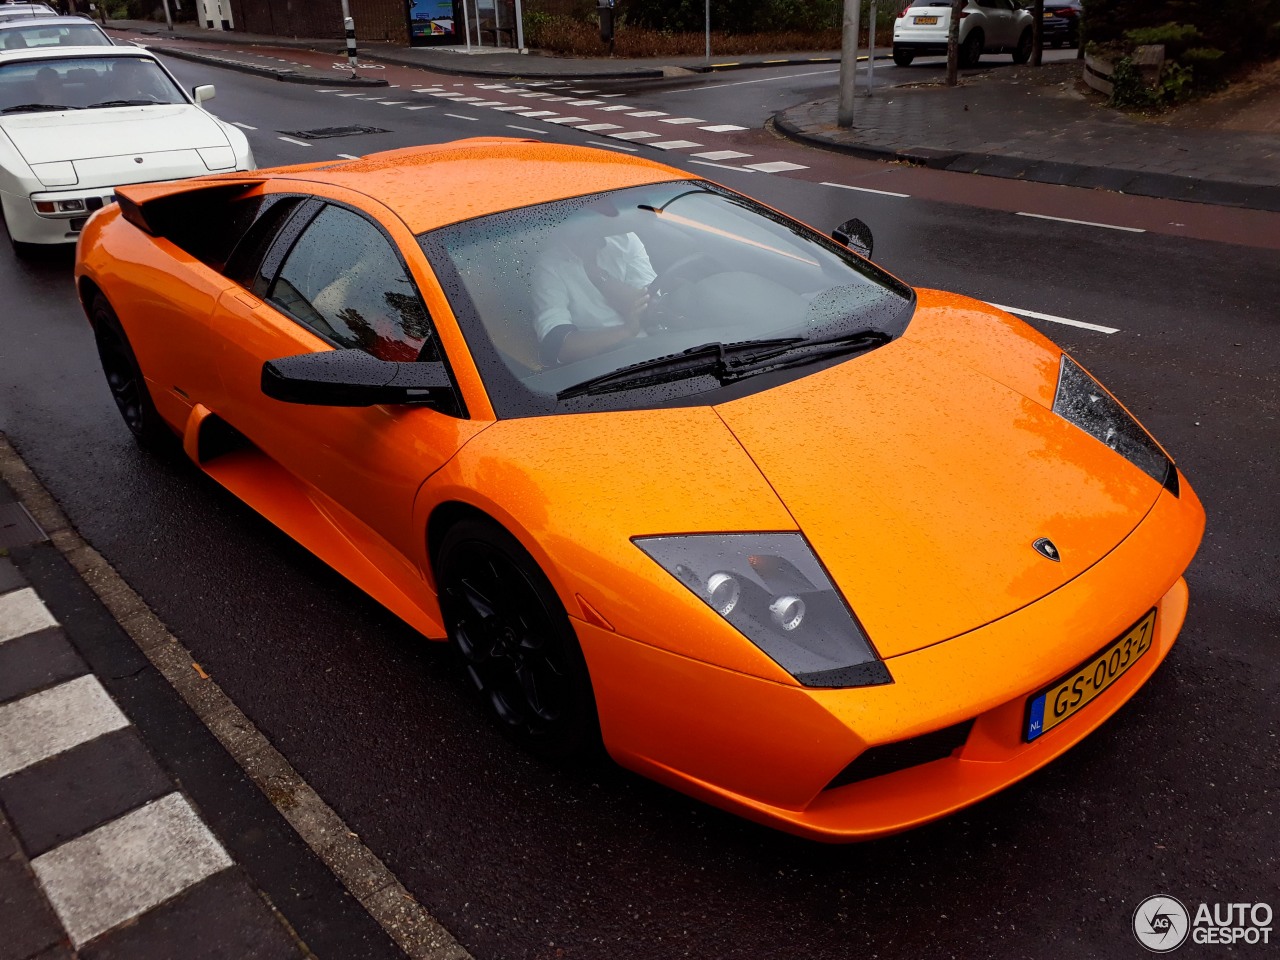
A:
634;533;891;688
1052;354;1176;492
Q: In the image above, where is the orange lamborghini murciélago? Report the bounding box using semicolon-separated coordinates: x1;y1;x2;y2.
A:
74;140;1204;841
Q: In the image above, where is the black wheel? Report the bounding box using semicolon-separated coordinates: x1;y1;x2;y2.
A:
1012;28;1033;64
892;46;915;67
91;296;171;449
960;30;983;68
437;518;601;762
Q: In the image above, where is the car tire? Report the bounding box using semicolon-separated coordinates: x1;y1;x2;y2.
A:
91;296;172;450
960;30;983;68
1012;28;1033;64
892;46;915;67
436;517;602;762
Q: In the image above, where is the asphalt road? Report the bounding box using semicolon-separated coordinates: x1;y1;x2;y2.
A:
1;54;1277;960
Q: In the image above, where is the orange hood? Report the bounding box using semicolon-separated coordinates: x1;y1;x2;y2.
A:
713;325;1162;658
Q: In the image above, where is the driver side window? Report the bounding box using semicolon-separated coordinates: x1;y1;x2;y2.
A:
267;204;439;363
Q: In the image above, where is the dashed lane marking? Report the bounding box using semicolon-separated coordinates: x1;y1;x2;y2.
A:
231;121;257;130
693;149;752;160
543;116;590;124
403;105;432;110
565;99;603;106
1015;211;1147;233
507;124;544;134
745;160;808;173
514;110;557;118
660;116;705;124
822;181;910;198
626;110;667;118
277;136;311;147
987;302;1120;334
338;153;360;159
445;113;479;121
577;123;622;132
609;131;660;140
689;159;757;173
588;140;638;152
597;104;637;112
377;101;407;106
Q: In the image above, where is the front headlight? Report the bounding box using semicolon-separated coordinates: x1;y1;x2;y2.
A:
1052;354;1178;494
634;533;891;688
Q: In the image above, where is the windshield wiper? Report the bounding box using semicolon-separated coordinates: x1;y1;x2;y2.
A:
1;103;80;113
86;98;161;109
557;336;805;401
556;329;892;401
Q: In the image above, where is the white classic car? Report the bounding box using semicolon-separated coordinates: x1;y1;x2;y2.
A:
0;46;254;251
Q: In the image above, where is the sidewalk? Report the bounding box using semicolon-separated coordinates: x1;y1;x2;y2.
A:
0;488;308;958
776;59;1280;211
107;18;839;80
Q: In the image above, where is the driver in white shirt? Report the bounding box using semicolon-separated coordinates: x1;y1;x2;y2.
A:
531;203;656;366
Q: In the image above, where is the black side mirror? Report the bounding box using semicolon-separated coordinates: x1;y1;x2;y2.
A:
262;349;454;408
832;218;874;259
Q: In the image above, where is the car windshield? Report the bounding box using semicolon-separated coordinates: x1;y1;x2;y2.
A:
0;22;111;50
421;180;914;417
0;55;184;113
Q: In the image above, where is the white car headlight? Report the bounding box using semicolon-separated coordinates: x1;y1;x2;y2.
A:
31;161;78;187
198;146;236;171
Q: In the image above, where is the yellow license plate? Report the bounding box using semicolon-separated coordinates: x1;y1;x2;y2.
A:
914;15;939;24
1025;610;1156;741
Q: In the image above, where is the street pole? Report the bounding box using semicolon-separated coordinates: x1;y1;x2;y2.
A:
462;0;472;53
837;0;862;127
339;0;358;73
705;0;710;65
160;0;172;31
864;0;876;96
514;0;526;53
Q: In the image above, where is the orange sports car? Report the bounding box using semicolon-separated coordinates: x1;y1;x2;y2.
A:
74;140;1204;841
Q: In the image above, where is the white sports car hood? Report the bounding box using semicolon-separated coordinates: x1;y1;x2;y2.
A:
1;104;229;165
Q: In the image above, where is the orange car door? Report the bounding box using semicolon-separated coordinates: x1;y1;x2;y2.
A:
211;200;481;607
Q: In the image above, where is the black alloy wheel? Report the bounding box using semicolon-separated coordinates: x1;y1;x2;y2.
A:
437;518;601;761
1013;28;1034;64
960;30;984;68
92;297;171;449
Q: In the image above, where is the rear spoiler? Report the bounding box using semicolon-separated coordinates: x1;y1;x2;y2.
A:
114;177;266;236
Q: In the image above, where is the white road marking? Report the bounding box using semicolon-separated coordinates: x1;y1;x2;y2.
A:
565;99;603;106
0;676;130;779
314;89;340;93
670;67;838;92
335;92;364;97
577;123;622;132
431;91;468;98
519;91;552;98
699;123;748;132
492;104;531;111
474;83;506;89
277;136;312;147
745;160;808;173
471;101;507;107
588;140;638;152
453;96;485;102
598;93;625;97
1016;211;1147;233
543;116;590;124
541;96;573;102
507;125;545;134
660;116;706;124
689;159;757;173
515;110;557;118
693;149;752;160
377;101;406;106
34;794;232;947
0;588;56;643
610;131;660;140
231;121;257;130
445;113;479;121
402;105;432;110
626;110;667;118
597;104;637;112
986;302;1120;334
650;140;703;150
337;153;360;159
822;181;911;198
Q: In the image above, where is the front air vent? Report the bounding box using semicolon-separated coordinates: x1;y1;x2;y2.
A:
824;719;974;791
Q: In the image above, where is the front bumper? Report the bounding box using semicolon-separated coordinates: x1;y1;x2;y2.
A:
579;478;1203;841
2;185;120;245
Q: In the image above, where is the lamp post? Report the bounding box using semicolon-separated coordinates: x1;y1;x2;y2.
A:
837;0;862;127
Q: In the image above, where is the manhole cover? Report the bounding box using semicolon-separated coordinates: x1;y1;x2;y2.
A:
0;502;47;549
278;125;389;140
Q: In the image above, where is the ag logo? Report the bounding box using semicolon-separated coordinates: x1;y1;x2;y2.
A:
1134;895;1190;952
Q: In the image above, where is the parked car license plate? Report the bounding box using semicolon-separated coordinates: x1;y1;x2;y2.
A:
914;15;939;24
1024;610;1156;741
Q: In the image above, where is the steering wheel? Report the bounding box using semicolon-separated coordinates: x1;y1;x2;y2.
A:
648;251;715;298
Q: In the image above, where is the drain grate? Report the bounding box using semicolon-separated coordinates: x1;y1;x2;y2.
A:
0;502;47;549
278;125;389;140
